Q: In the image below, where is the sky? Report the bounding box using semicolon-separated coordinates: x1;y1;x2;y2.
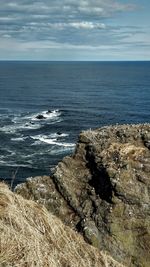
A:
0;0;150;61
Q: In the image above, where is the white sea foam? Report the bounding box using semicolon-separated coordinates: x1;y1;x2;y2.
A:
50;147;74;155
0;160;8;165
42;109;61;119
0;149;16;156
49;133;69;138
0;125;16;134
0;122;41;133
47;118;62;124
31;134;75;148
31;109;61;121
39;137;75;147
0;109;62;134
11;137;26;142
21;123;42;130
0;160;33;168
0;123;41;134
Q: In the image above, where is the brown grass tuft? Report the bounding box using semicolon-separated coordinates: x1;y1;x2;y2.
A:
0;182;125;267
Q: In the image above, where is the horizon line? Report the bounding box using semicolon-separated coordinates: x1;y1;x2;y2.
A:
0;59;150;62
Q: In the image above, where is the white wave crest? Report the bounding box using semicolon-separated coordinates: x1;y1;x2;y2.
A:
49;133;69;138
31;109;61;121
0;122;41;133
0;109;62;134
50;147;74;155
11;136;27;142
0;160;33;168
31;134;75;148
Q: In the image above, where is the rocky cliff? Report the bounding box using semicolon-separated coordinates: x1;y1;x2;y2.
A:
15;124;150;267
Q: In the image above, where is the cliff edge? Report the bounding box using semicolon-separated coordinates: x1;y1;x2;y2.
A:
15;124;150;267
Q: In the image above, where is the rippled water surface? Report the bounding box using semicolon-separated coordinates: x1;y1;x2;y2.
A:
0;61;150;184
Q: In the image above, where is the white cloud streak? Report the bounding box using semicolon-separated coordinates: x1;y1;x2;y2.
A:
0;0;149;60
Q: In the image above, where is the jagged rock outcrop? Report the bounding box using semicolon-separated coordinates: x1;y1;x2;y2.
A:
15;124;150;267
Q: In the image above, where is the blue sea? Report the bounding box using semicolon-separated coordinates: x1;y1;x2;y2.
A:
0;61;150;185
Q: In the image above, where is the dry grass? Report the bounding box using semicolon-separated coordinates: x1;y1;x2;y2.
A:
0;182;125;267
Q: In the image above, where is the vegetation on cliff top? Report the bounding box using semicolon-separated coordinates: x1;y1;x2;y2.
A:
0;182;125;267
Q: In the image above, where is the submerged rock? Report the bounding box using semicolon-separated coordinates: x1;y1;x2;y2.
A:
36;114;45;119
47;110;52;114
57;131;62;135
16;123;150;267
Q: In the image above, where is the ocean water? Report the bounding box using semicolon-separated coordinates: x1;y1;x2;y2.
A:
0;61;150;185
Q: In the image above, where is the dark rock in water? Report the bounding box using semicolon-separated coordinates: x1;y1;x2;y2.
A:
15;123;150;267
36;114;45;120
57;132;62;135
47;110;52;114
29;121;34;125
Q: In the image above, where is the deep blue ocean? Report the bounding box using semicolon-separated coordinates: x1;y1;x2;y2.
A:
0;61;150;185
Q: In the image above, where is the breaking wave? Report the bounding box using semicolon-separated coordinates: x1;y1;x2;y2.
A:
31;134;75;148
0;109;62;134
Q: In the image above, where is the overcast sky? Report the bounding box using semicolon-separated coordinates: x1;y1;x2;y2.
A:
0;0;150;61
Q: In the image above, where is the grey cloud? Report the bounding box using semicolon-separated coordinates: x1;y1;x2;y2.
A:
0;0;136;20
0;0;143;52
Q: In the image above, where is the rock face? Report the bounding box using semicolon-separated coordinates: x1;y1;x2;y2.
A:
15;124;150;267
15;175;79;228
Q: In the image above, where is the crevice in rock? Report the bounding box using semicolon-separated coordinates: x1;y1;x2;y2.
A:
141;133;150;150
85;146;113;204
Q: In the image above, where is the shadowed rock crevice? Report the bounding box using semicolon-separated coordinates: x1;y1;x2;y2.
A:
85;146;113;203
141;133;150;150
